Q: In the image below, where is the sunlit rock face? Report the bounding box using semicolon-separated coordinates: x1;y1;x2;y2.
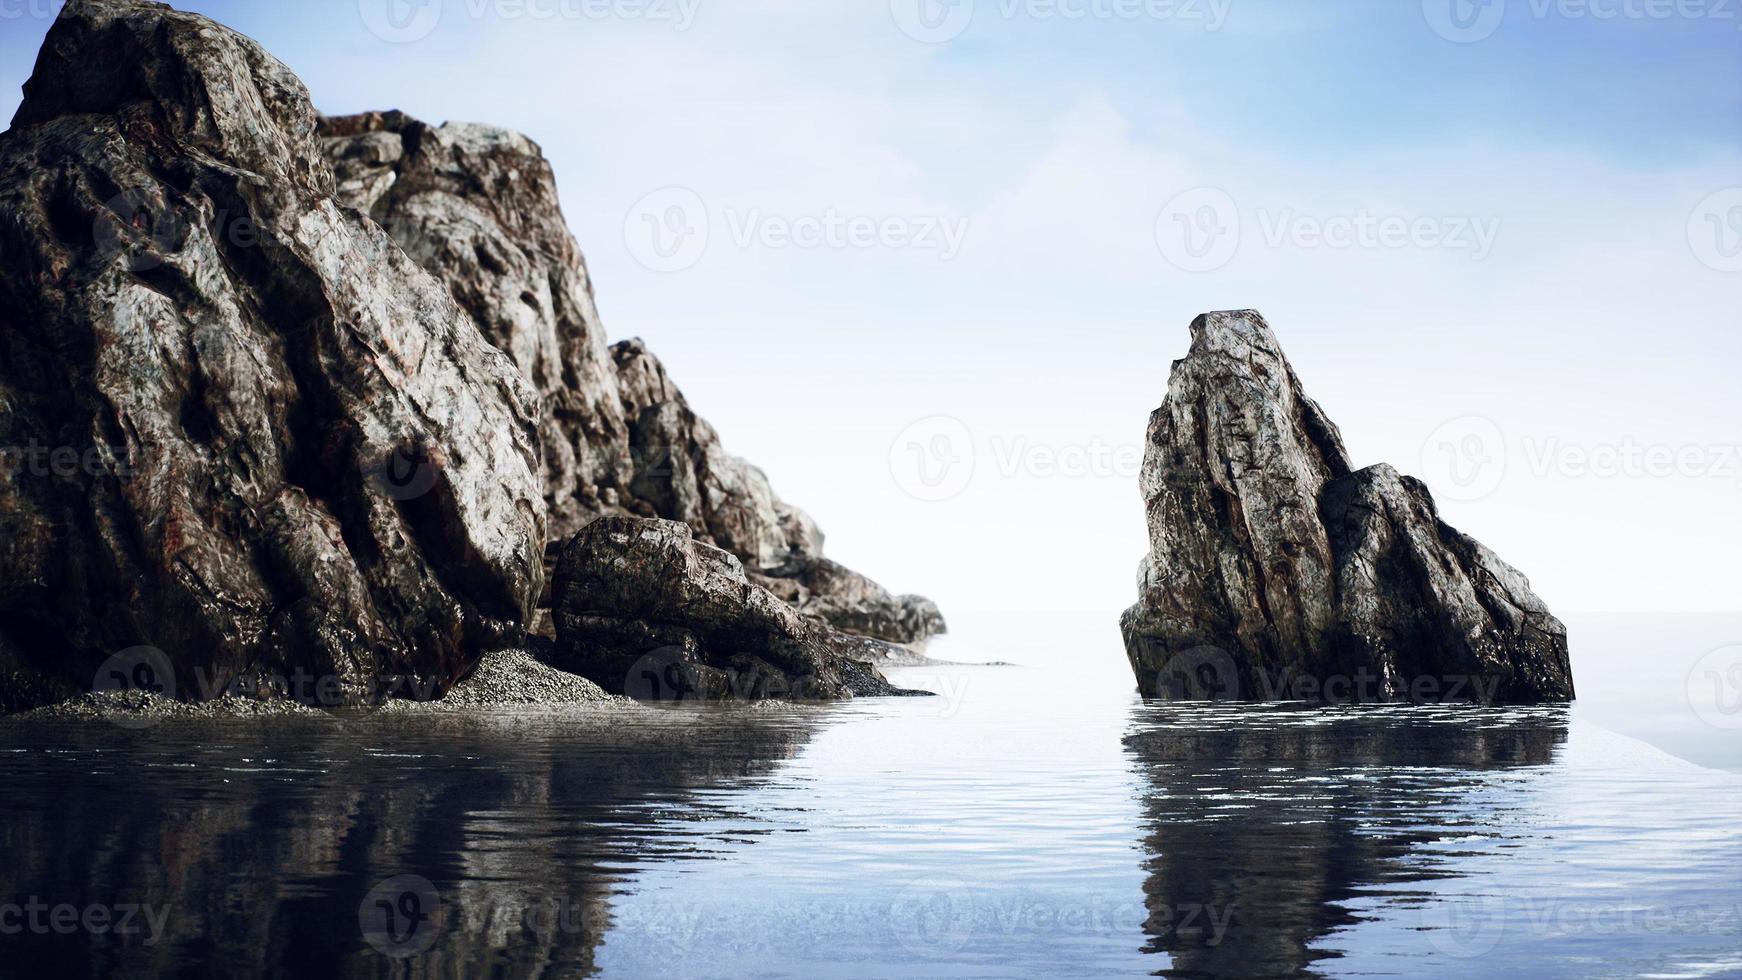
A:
320;111;945;648
1122;311;1573;704
0;0;546;707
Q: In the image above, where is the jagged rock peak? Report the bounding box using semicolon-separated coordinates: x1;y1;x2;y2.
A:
1122;310;1572;704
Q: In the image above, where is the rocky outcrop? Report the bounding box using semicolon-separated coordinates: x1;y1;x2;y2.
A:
0;0;942;711
1122;311;1572;703
0;0;546;704
551;515;916;700
319;111;944;647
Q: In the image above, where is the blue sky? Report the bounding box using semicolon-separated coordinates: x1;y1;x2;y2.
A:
4;0;1739;618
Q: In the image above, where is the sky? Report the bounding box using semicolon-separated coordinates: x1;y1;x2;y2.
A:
3;0;1739;624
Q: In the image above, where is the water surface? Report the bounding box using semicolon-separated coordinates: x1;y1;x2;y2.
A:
1;614;1737;978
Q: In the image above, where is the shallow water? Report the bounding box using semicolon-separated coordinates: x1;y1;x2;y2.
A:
1;616;1738;979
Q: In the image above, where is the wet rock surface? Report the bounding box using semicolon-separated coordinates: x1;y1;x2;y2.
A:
1122;311;1573;703
552;515;921;700
0;0;546;707
321;110;944;647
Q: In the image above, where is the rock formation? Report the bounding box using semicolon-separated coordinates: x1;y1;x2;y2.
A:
550;515;914;700
0;0;546;707
318;110;944;648
0;1;940;709
1122;311;1573;703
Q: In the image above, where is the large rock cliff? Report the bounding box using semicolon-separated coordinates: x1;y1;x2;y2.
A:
1122;311;1573;703
0;0;936;708
318;110;944;647
0;0;546;708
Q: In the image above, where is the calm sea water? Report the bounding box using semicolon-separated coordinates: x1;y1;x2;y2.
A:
0;613;1737;979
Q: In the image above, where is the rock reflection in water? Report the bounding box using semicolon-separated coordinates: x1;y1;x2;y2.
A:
0;706;819;978
1124;702;1568;979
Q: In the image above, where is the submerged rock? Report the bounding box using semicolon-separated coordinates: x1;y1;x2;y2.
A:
1122;311;1573;704
551;515;919;700
320;111;944;647
0;0;546;705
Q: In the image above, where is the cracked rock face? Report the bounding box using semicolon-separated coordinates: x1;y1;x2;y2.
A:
551;515;913;700
0;0;545;706
1121;311;1573;704
321;111;944;646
